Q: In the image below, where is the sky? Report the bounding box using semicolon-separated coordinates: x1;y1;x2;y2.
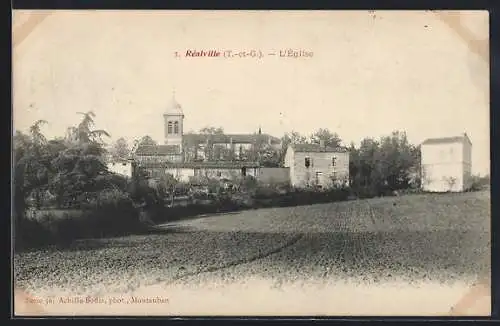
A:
12;10;490;175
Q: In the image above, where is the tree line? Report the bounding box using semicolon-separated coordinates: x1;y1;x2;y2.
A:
14;112;123;216
17;115;492;250
108;127;422;197
15;117;424;220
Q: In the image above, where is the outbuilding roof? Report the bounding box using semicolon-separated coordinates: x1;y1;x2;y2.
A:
421;133;472;146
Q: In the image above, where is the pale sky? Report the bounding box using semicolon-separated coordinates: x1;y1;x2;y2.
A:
12;10;490;175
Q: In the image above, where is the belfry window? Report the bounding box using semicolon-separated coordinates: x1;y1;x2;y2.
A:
167;121;173;134
174;121;179;134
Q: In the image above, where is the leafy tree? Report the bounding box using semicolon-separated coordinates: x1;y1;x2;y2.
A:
377;131;416;190
75;111;111;145
29;120;48;149
279;131;307;165
13;130;33;220
240;133;281;167
48;142;109;208
199;126;224;135
15;112;113;210
17;121;52;209
349;131;421;197
310;128;342;148
182;132;201;162
136;135;157;147
110;137;130;159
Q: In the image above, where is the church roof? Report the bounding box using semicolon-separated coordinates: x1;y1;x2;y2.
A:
183;133;281;145
135;144;181;156
421;133;472;146
165;95;183;115
290;143;349;153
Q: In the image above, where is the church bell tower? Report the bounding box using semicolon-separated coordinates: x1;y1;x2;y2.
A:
163;92;184;152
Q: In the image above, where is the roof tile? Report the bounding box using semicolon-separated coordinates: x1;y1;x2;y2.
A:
135;145;181;155
290;143;349;153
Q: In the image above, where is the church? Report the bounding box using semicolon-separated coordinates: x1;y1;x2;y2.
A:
132;95;283;182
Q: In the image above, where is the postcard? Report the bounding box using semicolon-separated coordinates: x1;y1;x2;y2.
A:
12;10;490;316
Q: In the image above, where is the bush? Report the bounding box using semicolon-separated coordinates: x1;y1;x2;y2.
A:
15;189;146;250
14;217;54;250
78;189;141;238
238;176;258;191
469;174;490;191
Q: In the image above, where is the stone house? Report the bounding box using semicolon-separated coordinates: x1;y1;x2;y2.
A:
284;141;350;189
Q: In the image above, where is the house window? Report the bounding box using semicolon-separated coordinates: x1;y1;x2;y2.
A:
305;157;311;168
168;121;173;134
122;163;127;166
174;121;179;134
332;156;337;167
315;171;322;184
217;171;222;177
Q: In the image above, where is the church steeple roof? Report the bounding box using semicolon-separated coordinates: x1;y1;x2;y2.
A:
165;90;184;115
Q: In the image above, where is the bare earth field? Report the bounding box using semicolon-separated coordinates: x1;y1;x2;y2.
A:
14;191;491;316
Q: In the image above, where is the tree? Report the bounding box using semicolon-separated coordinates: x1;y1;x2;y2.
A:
13;130;33;220
110;137;130;159
17;112;113;209
29;120;48;149
348;131;421;197
21;121;52;209
182;132;200;162
137;135;157;147
310;128;342;148
48;140;110;208
75;111;111;145
199;126;224;135
377;131;416;190
279;131;307;165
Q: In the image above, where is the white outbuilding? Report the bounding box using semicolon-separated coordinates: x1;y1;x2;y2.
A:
420;133;472;192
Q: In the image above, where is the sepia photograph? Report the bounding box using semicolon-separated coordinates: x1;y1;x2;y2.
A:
12;10;490;316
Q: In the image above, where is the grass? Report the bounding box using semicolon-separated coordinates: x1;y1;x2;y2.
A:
14;190;490;297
